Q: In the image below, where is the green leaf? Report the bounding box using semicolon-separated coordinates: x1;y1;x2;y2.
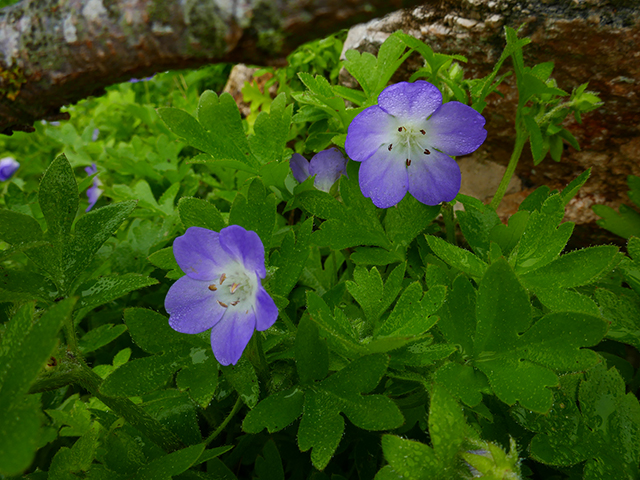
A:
124;308;193;354
437;275;477;357
271;218;312;297
455;196;501;261
100;351;189;397
176;353;219;408
249;93;293;164
489;210;529;256
242;387;305;434
376;283;444;337
79;324;128;354
346;263;405;325
519;245;618;290
561;169;591;206
306;291;365;358
66;200;138;281
343;50;378;97
178;196;226;232
304;164;390;250
428;385;467;470
228;177;277;249
534;288;600;316
426;235;488;279
595;288;640;350
517;365;640;479
75;274;159;316
255;440;285;480
0;266;57;303
524;114;544;163
593;203;640;239
434;363;489;407
137;444;205;480
298;354;403;470
0;299;76;475
48;423;100;479
513;194;573;274
147;247;182;279
221;357;260;408
39;154;78;239
0;209;43;245
472;260;606;412
379;435;438;479
385;195;440;247
295;316;329;384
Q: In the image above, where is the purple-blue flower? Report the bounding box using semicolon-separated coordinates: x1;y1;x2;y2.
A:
0;157;19;181
84;163;103;212
345;81;487;208
165;225;278;366
290;147;347;193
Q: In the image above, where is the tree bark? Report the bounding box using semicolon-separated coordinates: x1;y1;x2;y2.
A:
0;0;422;134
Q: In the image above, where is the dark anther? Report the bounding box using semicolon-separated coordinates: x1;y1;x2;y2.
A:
398;127;403;132
406;159;412;166
420;129;426;135
388;144;393;151
208;284;218;291
424;149;431;155
46;356;57;367
218;300;228;308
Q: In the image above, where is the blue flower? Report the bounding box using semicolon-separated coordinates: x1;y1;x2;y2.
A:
290;147;347;193
345;81;487;208
84;164;103;212
165;225;278;366
0;157;19;181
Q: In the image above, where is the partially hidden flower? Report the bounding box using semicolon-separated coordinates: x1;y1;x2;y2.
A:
165;225;278;366
344;80;487;208
289;147;347;193
0;157;19;181
84;164;103;212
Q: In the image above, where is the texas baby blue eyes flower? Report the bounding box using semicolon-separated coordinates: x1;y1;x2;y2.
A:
0;157;19;181
345;80;487;208
165;225;278;366
290;147;347;193
84;163;103;212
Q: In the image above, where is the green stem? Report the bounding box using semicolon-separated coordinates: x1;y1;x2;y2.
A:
63;311;79;354
206;396;243;445
490;127;527;210
443;203;457;246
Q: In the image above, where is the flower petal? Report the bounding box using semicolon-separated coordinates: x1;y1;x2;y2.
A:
210;309;256;366
426;101;487;156
289;153;311;184
378;81;442;122
173;227;231;281
0;157;19;181
407;150;461;205
165;276;226;333
219;225;266;278
309;148;347;193
254;287;278;331
345;106;396;162
359;148;408;208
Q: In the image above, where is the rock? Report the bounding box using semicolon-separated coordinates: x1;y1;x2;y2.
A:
339;1;640;226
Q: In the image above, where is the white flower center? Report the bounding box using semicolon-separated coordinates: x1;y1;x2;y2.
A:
387;119;432;167
208;263;258;309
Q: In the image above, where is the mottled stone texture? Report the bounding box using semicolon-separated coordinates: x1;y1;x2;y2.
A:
340;1;640;225
0;0;423;134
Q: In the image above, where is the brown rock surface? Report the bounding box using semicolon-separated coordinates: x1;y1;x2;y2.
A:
339;0;640;225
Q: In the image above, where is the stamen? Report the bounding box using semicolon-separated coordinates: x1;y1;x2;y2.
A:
420;129;426;135
208;284;217;291
230;282;239;294
398;126;406;132
230;300;240;306
388;144;393;151
217;300;228;308
406;159;411;166
219;273;227;284
424;149;431;155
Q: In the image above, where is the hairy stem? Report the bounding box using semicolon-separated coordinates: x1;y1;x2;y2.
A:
443;203;457;246
206;396;243;445
490;127;527;210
